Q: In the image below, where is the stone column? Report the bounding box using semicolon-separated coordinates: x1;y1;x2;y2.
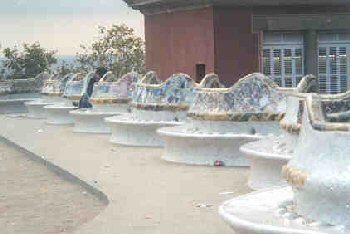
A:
304;29;319;91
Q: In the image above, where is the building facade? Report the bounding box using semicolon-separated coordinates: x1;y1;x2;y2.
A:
124;0;350;93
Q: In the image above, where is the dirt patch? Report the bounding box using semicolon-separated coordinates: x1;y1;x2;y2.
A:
0;141;106;234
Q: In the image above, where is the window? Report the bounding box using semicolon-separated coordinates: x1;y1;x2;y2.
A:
196;64;206;82
263;32;304;87
318;33;350;94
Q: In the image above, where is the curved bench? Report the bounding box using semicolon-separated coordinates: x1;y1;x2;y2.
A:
241;74;317;189
0;98;35;114
70;109;120;133
63;73;90;100
283;93;350;226
44;73;93;125
41;73;73;101
220;92;350;234
71;72;135;133
159;73;285;167
0;81;12;95
26;100;57;119
90;72;134;113
44;103;77;125
0;73;50;114
26;74;74;118
131;72;195;121
107;72;196;147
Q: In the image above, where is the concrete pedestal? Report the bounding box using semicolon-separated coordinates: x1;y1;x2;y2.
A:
219;187;343;234
158;126;261;166
44;104;77;125
105;115;181;147
70;109;120;133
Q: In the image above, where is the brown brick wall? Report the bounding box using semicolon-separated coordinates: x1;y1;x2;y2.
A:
213;7;260;86
144;7;215;82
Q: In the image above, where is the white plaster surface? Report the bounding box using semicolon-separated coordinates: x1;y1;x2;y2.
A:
40;95;67;103
70;109;120;133
0;97;36;114
158;126;261;166
0;100;29;114
25;100;56;119
282;95;304;125
105;114;181;147
157;120;280;167
240;94;302;190
0;93;40;100
0;115;252;234
44;104;77;125
187;120;280;135
93;103;130;113
288;104;350;226
241;137;291;190
131;108;187;122
219;187;346;234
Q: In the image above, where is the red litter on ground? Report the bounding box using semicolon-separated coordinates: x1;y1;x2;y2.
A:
214;160;225;166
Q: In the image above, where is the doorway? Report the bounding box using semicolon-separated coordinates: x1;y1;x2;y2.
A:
196;64;206;82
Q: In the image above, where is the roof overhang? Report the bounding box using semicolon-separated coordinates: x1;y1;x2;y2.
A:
124;0;350;15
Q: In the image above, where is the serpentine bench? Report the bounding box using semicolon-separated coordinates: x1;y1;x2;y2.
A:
44;73;91;125
219;92;350;234
158;73;287;167
240;74;317;189
105;71;196;147
70;72;136;133
26;73;74;118
63;73;90;100
0;73;50;114
90;72;134;112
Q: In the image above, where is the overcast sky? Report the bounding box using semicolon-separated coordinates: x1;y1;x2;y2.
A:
0;0;144;55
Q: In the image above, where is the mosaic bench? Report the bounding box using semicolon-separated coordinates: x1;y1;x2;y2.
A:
158;73;288;167
70;72;136;133
26;73;74;118
219;92;350;234
0;81;13;95
130;71;196;121
106;71;196;147
63;73;90;100
90;72;134;112
0;74;50;114
241;74;318;189
43;73;92;125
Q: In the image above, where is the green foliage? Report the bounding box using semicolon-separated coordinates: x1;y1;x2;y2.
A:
76;24;145;78
2;42;57;79
55;60;81;77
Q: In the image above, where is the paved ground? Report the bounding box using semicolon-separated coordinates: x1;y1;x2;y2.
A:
0;114;251;234
0;141;105;234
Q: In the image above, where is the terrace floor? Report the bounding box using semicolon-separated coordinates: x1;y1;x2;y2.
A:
0;141;105;234
0;114;251;234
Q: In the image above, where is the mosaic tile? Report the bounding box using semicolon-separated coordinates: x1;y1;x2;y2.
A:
199;73;225;88
42;73;74;94
63;73;90;97
132;72;196;110
303;93;350;131
188;73;287;121
91;72;136;99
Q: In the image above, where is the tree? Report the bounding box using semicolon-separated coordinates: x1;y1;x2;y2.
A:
2;42;57;79
54;60;81;77
76;24;145;78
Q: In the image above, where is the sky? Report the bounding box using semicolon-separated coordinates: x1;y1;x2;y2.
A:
0;0;144;55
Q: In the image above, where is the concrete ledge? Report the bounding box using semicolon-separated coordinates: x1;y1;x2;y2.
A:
0;135;109;205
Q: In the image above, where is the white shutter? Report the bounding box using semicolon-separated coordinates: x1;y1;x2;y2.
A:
318;33;350;94
263;32;304;87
